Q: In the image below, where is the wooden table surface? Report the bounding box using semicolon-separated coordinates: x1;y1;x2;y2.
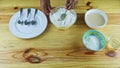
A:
0;0;120;68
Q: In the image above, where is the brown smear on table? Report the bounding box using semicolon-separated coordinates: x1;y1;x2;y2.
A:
86;1;91;6
14;6;18;10
76;1;93;11
86;1;93;10
105;50;117;57
0;48;48;64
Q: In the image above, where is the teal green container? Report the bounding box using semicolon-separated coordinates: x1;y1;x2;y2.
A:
82;30;106;51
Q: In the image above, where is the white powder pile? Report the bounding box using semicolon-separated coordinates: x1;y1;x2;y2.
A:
50;7;76;28
85;35;100;50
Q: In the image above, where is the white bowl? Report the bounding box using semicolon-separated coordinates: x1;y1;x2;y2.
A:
85;9;108;29
49;7;77;30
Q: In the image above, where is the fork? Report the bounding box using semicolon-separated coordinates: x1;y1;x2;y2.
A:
31;9;38;25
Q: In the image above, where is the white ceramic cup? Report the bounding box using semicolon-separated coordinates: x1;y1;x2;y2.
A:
85;9;108;29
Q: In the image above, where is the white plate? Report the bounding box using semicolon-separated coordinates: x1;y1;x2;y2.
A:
9;8;48;39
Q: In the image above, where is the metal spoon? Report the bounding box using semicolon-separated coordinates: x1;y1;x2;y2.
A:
60;3;71;21
31;9;38;25
60;9;67;21
18;8;23;24
24;8;31;25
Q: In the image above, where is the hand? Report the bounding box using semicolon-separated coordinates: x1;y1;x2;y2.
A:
66;0;78;10
40;0;53;15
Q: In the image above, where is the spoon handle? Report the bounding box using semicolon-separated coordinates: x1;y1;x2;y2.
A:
34;9;38;18
64;3;71;14
20;8;23;16
27;8;31;17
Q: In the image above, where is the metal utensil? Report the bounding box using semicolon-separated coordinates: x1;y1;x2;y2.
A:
59;3;71;21
24;8;31;25
18;8;23;24
60;9;67;21
31;9;38;25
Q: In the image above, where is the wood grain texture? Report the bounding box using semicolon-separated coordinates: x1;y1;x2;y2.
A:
0;0;120;68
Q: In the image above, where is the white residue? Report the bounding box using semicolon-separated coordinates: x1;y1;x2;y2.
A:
85;35;100;50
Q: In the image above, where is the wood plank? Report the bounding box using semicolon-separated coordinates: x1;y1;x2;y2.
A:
0;0;120;14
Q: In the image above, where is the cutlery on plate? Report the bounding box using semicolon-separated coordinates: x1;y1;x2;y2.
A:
24;8;31;25
18;8;23;24
31;9;38;25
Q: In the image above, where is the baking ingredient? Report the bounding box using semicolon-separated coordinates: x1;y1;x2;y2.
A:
50;7;76;28
86;13;105;26
85;35;100;50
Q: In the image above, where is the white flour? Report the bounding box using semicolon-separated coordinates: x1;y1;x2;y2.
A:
50;7;76;28
85;35;100;50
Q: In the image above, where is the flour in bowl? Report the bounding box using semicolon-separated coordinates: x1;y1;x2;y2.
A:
85;35;100;50
50;7;77;29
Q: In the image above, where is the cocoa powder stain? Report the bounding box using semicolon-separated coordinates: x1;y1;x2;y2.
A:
14;6;18;10
105;50;117;57
86;1;91;6
86;1;93;10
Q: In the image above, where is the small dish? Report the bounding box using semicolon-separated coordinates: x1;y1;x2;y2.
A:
82;30;106;51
